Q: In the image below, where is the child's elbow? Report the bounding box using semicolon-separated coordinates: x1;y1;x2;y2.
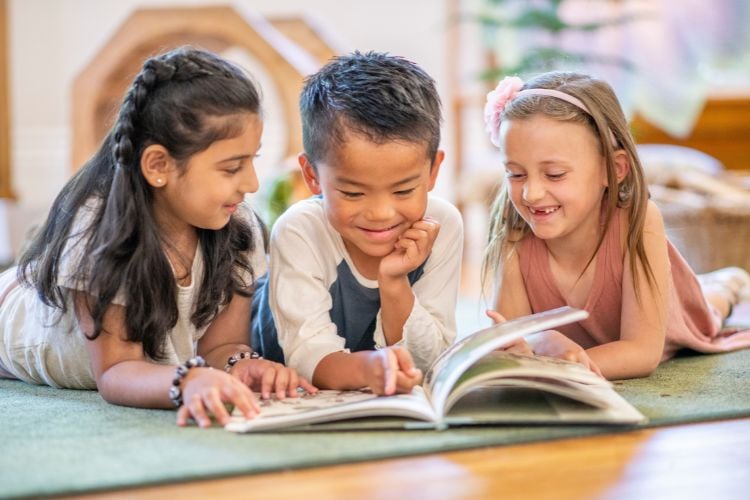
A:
632;354;661;379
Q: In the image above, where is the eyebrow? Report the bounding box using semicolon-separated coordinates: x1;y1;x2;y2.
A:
505;159;569;168
336;173;423;188
217;143;262;164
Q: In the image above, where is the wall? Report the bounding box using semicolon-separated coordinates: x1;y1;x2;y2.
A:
5;0;454;257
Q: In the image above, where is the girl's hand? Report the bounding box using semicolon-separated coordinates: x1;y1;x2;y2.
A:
531;330;603;377
486;309;534;356
379;218;440;279
230;358;318;400
364;346;423;396
176;367;260;428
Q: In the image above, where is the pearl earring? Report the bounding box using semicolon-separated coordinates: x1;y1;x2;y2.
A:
156;178;163;185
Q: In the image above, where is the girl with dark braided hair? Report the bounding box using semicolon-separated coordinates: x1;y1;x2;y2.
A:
0;47;315;428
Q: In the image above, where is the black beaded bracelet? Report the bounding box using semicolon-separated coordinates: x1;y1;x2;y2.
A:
169;356;206;407
224;351;261;372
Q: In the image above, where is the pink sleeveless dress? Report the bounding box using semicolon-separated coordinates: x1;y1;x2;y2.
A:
518;208;750;361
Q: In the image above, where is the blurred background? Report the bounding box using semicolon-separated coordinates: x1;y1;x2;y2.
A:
1;0;749;321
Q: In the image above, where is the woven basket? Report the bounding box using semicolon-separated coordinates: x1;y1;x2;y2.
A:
657;198;750;274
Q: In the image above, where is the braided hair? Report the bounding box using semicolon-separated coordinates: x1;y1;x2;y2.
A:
18;47;262;359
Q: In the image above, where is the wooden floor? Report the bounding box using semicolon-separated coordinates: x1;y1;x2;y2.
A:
83;417;750;500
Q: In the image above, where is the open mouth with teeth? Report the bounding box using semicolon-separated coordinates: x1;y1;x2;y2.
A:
528;206;560;216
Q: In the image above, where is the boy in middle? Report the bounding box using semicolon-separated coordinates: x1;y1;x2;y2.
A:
252;51;463;395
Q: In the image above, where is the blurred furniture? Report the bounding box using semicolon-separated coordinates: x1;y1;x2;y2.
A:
632;96;750;171
641;144;750;273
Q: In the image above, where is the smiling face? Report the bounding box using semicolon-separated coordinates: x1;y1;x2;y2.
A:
499;114;608;248
300;131;442;275
147;113;263;239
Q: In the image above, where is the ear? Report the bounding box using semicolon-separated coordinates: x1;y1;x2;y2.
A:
427;150;445;191
612;149;631;185
298;153;322;195
140;144;175;188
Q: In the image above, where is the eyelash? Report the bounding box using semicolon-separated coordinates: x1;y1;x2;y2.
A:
340;191;363;199
506;172;565;180
395;188;416;196
339;188;416;199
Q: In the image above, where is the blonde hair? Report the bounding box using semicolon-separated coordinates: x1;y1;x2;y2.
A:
481;71;655;300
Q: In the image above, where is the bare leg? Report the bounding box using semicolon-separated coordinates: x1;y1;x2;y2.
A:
697;267;750;321
701;284;732;320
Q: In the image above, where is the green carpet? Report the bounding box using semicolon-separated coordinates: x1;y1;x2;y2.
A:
2;348;749;498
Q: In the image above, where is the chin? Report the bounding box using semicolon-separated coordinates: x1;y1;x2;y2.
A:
355;242;396;259
202;218;232;231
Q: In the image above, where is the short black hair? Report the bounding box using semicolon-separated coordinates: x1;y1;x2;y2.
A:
300;51;442;165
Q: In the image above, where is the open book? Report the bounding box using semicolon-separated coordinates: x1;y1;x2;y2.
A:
226;307;646;432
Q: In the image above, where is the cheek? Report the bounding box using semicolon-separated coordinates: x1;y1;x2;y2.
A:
507;183;522;200
325;199;351;224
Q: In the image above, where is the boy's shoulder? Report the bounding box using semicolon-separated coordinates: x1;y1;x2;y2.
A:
270;197;333;248
426;195;461;221
273;197;326;231
426;196;463;235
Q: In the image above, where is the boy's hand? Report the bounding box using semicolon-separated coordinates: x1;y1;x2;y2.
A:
486;310;533;356
379;217;440;279
229;358;318;400
364;346;422;396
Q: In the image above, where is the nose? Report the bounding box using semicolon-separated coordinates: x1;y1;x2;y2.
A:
522;176;545;203
239;166;259;195
364;196;396;221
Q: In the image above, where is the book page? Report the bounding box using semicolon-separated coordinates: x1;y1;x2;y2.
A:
445;352;613;411
441;353;646;424
443;385;645;425
424;307;589;418
225;387;439;433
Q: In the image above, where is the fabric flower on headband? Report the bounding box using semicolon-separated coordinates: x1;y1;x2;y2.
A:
484;76;524;147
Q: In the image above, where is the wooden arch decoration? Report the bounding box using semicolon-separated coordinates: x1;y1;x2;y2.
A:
70;5;334;171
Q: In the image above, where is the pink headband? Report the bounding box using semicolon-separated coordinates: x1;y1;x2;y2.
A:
484;76;616;148
516;88;591;113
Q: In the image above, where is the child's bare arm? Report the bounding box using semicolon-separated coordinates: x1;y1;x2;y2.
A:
495;243;533;320
197;293;254;369
378;218;440;345
76;292;259;427
199;293;316;400
586;202;669;379
312;346;422;395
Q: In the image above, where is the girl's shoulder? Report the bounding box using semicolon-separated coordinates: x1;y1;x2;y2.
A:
55;197;106;294
63;197;105;254
619;200;665;237
70;197;103;231
617;200;666;255
643;199;666;233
